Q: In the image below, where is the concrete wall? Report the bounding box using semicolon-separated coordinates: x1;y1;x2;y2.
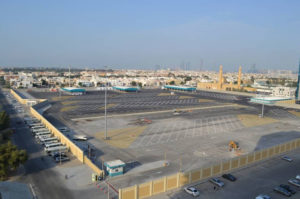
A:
119;139;300;199
10;89;103;176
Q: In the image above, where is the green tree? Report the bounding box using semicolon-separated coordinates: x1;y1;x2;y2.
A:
131;81;137;86
0;76;5;85
184;76;192;82
169;81;175;85
138;82;143;88
0;111;9;130
41;79;48;86
0;141;28;180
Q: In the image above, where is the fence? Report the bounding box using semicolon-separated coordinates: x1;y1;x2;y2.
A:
119;138;300;199
10;89;103;176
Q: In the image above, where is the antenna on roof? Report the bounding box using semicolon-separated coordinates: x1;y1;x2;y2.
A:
69;66;71;87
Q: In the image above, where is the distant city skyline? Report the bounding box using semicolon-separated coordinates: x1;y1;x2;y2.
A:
1;0;300;71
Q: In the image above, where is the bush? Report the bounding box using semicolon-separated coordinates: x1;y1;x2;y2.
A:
0;141;28;180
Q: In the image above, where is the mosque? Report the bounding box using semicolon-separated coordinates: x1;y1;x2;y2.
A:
197;65;256;92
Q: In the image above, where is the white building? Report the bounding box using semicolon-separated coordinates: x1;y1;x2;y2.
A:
272;86;296;97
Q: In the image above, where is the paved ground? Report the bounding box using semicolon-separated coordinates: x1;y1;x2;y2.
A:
153;147;300;199
1;89;116;199
22;88;300;191
28;89;233;119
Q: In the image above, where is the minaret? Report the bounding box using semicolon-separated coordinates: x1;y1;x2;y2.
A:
218;65;223;90
238;66;242;89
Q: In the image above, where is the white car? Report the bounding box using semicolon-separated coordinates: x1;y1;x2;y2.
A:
282;156;293;162
209;178;225;187
288;178;300;187
255;194;271;199
296;175;300;180
184;187;199;197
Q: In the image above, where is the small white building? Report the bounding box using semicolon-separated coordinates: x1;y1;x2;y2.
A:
272;86;296;98
104;160;126;177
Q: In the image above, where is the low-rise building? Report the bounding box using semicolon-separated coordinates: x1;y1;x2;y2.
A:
272;86;296;97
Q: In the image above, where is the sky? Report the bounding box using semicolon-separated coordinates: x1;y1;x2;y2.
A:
1;0;300;71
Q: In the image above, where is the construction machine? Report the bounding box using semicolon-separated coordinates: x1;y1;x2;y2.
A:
229;140;240;152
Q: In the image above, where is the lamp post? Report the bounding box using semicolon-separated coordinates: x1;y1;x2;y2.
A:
104;66;108;140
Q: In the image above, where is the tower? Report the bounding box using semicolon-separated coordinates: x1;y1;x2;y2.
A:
238;66;242;89
296;61;300;101
218;65;223;90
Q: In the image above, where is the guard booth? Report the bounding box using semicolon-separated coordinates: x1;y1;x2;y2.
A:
104;160;126;177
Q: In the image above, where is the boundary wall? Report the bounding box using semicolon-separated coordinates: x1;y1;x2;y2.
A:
10;89;103;176
119;139;300;199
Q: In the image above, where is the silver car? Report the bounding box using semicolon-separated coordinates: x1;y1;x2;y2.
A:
209;177;224;187
288;178;300;187
282;156;293;162
255;194;271;199
184;187;199;197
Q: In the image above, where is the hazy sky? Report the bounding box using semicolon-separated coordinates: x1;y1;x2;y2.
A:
1;0;300;71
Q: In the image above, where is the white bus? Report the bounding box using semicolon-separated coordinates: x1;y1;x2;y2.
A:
33;130;50;135
35;132;51;138
39;137;58;143
42;140;59;146
73;135;87;141
31;126;44;130
45;146;68;154
36;134;52;140
32;128;48;133
30;123;43;127
44;142;63;150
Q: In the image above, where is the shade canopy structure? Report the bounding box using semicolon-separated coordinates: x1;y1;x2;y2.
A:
250;96;292;105
112;86;139;92
250;95;292;117
61;87;86;93
164;85;196;92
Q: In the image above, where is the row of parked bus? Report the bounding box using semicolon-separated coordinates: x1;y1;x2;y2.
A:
24;117;70;163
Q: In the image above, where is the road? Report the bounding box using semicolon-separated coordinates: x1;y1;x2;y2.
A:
155;148;300;199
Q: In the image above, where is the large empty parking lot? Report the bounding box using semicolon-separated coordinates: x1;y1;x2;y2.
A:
27;88;300;189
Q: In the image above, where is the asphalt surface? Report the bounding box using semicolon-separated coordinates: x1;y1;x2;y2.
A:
156;147;300;199
1;89;111;199
28;89;238;119
23;88;300;192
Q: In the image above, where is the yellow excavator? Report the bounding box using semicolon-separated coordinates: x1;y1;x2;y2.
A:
229;140;240;152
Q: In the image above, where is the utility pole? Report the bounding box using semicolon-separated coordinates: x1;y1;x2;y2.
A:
107;182;110;199
179;157;182;172
104;66;108;140
69;66;71;87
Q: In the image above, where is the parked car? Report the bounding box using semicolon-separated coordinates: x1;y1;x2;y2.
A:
55;156;70;163
279;184;296;194
209;178;224;187
282;156;293;162
273;186;292;197
255;194;271;199
184;187;200;197
53;153;68;159
222;173;236;181
296;175;300;180
288;178;300;187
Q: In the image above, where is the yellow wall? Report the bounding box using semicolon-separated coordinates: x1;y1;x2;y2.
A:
10;89;103;176
120;138;300;199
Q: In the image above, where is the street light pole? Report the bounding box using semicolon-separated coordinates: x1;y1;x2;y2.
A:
104;66;108;140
